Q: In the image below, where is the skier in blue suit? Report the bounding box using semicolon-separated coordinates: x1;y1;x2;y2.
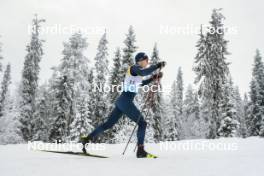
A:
81;52;166;158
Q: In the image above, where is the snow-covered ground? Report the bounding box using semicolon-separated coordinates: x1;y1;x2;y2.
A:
0;137;263;176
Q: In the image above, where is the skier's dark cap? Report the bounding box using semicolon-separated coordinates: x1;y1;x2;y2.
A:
135;52;148;63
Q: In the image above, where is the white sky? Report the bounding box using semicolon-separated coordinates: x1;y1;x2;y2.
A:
0;0;263;96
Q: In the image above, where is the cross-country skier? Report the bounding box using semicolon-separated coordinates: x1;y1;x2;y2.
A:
81;52;166;158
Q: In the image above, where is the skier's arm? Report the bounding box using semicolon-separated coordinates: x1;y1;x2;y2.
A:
131;64;158;76
141;72;163;86
141;78;153;86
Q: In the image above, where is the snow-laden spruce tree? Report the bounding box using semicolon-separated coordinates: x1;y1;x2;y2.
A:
70;95;93;142
86;69;96;127
175;68;184;115
162;94;178;141
233;86;247;137
149;43;163;142
121;26;137;79
218;76;239;137
0;64;11;118
70;61;94;141
69;56;93;141
32;83;49;142
170;67;184;139
19;15;45;141
108;48;123;105
249;49;264;136
193;9;230;139
0;66;23;144
0;96;23;144
105;48;123;143
0;63;11;121
0;36;3;72
182;85;203;139
243;93;251;137
49;74;71;142
49;33;91;142
166;80;179;141
92;32;109;142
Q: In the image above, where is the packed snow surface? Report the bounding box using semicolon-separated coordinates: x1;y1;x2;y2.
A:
0;137;263;176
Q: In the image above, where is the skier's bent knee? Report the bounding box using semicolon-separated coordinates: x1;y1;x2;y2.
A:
138;120;147;128
102;122;114;130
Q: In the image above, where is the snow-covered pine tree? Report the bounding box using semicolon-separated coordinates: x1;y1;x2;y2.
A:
108;47;123;106
149;43;163;142
170;67;184;139
92;32;109;142
249;49;264;136
49;75;70;142
193;25;211;137
32;83;49;142
218;116;239;137
69;61;93;140
0;64;23;144
193;9;230;139
175;67;184;115
19;15;45;141
0;36;3;72
0;64;11;118
243;93;251;137
121;26;137;79
62;33;88;137
218;76;239;137
0;41;4;135
183;85;199;119
70;61;93;141
190;90;207;138
0;64;11;135
233;86;247;137
70;95;93;142
182;85;202;139
87;69;96;128
49;32;90;142
105;48;123;143
162;94;178;141
0;89;23;144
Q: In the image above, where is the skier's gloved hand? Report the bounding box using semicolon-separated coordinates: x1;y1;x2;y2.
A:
156;61;166;69
152;72;163;80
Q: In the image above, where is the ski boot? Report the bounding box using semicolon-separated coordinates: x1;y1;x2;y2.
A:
79;136;91;154
136;145;157;158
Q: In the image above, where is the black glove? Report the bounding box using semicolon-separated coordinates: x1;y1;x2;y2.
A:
152;72;163;80
156;61;166;69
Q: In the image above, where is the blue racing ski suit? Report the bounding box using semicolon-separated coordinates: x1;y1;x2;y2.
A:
88;64;159;145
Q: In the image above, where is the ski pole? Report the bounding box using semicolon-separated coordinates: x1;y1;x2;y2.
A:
122;68;161;155
122;89;153;155
132;69;162;152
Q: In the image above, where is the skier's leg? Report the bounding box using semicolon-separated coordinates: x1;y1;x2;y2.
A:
88;106;123;139
122;103;147;145
121;104;157;158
